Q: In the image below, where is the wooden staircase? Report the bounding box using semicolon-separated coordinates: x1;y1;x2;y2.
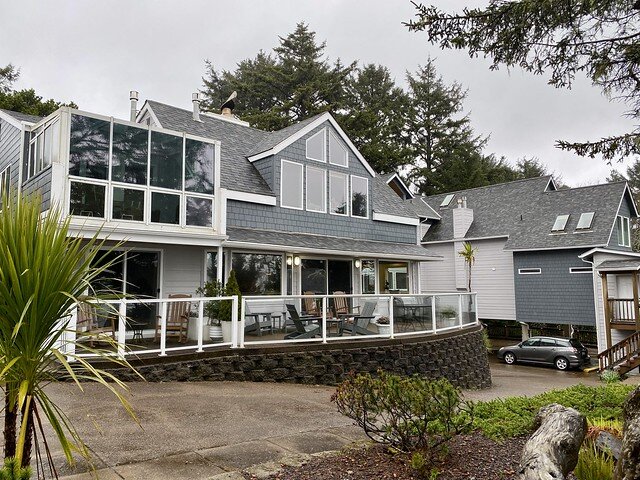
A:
598;330;640;375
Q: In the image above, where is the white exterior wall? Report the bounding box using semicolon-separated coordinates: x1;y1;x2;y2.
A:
161;245;207;297
421;238;515;321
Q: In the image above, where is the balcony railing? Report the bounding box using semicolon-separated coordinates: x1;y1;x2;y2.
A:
606;298;637;324
61;292;478;360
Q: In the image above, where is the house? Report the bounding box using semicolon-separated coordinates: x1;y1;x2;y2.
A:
418;176;639;355
0;94;457;346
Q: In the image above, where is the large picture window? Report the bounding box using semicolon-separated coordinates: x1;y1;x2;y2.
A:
185;139;214;194
231;253;282;295
379;261;409;293
280;160;303;209
329;172;348;215
69;181;106;218
351;175;368;218
150;131;183;190
69;115;109;180
306;166;326;213
111;123;148;185
329;131;348;167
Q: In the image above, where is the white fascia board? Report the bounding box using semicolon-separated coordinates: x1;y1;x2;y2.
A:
222;240;441;261
225;190;277;206
372;212;419;226
135;101;162;127
247;112;378;177
421;235;509;245
605;184;638;247
506;243;607;252
418;197;441;220
0;110;27;129
578;247;640;260
386;173;414;198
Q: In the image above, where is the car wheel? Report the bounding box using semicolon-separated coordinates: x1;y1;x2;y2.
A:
503;352;516;365
555;357;569;371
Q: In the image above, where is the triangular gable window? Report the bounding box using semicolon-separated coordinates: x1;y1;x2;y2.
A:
306;129;325;162
329;131;348;167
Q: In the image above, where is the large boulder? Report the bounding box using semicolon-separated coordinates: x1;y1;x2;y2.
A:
615;385;640;480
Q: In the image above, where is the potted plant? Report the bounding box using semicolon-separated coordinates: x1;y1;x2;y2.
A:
218;270;242;343
375;316;391;336
196;279;224;342
438;306;458;328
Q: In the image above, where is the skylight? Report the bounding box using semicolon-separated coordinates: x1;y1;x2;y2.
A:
576;212;595;230
551;214;570;232
440;194;455;208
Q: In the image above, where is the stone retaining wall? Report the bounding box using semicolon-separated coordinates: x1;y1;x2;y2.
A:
110;325;491;389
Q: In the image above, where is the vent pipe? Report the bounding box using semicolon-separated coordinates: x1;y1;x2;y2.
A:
192;93;202;122
129;90;139;122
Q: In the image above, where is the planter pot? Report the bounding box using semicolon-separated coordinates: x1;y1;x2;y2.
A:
209;324;223;342
376;323;391;336
221;321;233;343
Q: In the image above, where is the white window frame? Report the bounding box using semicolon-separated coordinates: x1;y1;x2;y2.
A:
617;215;631;247
110;183;147;223
329;171;349;216
551;214;570;232
576;212;595;230
305;166;326;213
0;165;10;198
280;159;304;210
305;128;326;163
569;267;592;274
518;268;541;275
350;175;369;219
328;131;348;167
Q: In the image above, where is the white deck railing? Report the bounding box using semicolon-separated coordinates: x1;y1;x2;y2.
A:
63;292;477;360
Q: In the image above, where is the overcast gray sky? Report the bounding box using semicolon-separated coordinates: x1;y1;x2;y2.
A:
1;0;635;186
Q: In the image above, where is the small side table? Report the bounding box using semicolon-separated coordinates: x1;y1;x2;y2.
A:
129;321;146;341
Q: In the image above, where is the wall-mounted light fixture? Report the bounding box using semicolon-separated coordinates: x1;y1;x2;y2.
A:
286;256;293;266
293;256;301;266
354;259;361;269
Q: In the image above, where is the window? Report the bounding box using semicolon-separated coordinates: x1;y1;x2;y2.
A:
69;115;109;180
231;253;282;295
112;187;144;221
576;212;595;230
28;119;60;180
205;251;218;284
185;196;213;227
69;181;106;218
617;215;631;247
305;129;325;162
150;131;182;190
0;166;10;200
306;166;326;213
280;160;303;209
440;194;455;208
570;267;593;274
329;172;348;215
351;175;368;218
379;261;409;293
185;139;215;195
151;192;180;224
111;123;148;185
518;268;541;275
328;131;348;167
551;214;570;232
361;260;376;294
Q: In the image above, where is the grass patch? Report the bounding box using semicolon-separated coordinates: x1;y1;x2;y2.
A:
473;384;634;440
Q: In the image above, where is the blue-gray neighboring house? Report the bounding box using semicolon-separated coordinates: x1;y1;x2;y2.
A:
419;176;639;352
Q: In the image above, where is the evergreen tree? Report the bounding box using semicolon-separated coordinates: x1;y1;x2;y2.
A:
0;64;19;94
516;157;548;179
338;64;411;173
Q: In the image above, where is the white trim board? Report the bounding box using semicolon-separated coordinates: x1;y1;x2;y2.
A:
224;189;276;206
386;173;414;199
136;101;163;128
0;110;32;129
421;235;509;245
578;247;640;260
372;212;419;226
247;112;377;177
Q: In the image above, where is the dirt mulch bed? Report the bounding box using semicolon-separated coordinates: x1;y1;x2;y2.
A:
244;433;530;480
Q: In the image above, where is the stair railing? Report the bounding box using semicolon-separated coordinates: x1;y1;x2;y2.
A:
598;330;640;371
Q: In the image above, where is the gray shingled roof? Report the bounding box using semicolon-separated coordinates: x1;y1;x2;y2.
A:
597;259;640;272
421;176;633;251
146;100;274;196
371;175;426;218
226;227;439;260
247;113;325;157
0;109;42;124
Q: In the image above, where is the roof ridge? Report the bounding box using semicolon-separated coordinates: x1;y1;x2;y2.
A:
544;180;627;193
423;175;553;199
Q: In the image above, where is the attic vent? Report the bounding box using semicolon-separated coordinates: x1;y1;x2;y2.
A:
576;212;595;230
440;194;455;208
551;214;570;232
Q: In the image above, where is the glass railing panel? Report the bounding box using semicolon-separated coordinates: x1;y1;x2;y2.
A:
460;294;477;325
435;295;460;330
392;295;433;334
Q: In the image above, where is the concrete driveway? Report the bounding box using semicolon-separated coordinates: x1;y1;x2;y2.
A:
50;361;638;479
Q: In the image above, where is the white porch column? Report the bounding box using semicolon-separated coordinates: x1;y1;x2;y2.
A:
216;245;224;284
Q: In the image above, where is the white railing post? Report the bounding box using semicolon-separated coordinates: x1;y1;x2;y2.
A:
431;295;437;332
196;300;204;353
474;293;479;324
321;296;327;343
458;294;464;328
159;301;167;356
232;296;239;348
388;295;394;339
66;305;78;362
117;301;127;359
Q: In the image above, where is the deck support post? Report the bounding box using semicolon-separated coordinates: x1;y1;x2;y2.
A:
602;273;612;349
634;273;640;333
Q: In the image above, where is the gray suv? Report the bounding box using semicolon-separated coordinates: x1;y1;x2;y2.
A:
497;336;590;370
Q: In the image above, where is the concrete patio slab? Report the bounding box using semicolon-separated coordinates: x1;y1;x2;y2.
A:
197;440;291;471
270;431;354;455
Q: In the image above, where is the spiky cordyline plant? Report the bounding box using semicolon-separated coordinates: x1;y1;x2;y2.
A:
0;193;141;478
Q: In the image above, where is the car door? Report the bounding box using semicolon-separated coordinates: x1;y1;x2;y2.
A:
535;338;557;363
518;338;540;361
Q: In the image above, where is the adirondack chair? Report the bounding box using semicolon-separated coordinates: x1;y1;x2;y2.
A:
342;301;377;336
155;294;192;343
284;304;321;340
76;301;116;347
332;291;360;317
303;292;322;316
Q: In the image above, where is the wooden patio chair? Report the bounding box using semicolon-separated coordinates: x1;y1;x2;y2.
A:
332;291;360;318
342;301;377;336
284;304;321;340
155;294;192;343
303;292;321;316
76;301;116;347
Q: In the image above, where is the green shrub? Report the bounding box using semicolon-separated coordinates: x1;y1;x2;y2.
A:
195;279;224;322
473;384;633;440
218;270;242;322
0;458;31;480
481;328;492;352
599;369;621;384
332;371;473;459
574;442;614;480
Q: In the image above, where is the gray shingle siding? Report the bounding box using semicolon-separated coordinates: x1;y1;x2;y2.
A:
513;249;595;326
607;196;634;251
0;118;21;192
22;168;52;211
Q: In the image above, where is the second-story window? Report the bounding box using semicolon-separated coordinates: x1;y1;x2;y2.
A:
27;118;60;180
111;123;148;185
329;131;348;167
305;129;325;162
351;175;368;218
306;166;326;213
617;215;631;247
280;159;303;209
150;131;182;190
329;171;348;215
69;115;109;179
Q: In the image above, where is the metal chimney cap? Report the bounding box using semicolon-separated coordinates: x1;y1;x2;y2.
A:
192;92;201;102
130;90;139;101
